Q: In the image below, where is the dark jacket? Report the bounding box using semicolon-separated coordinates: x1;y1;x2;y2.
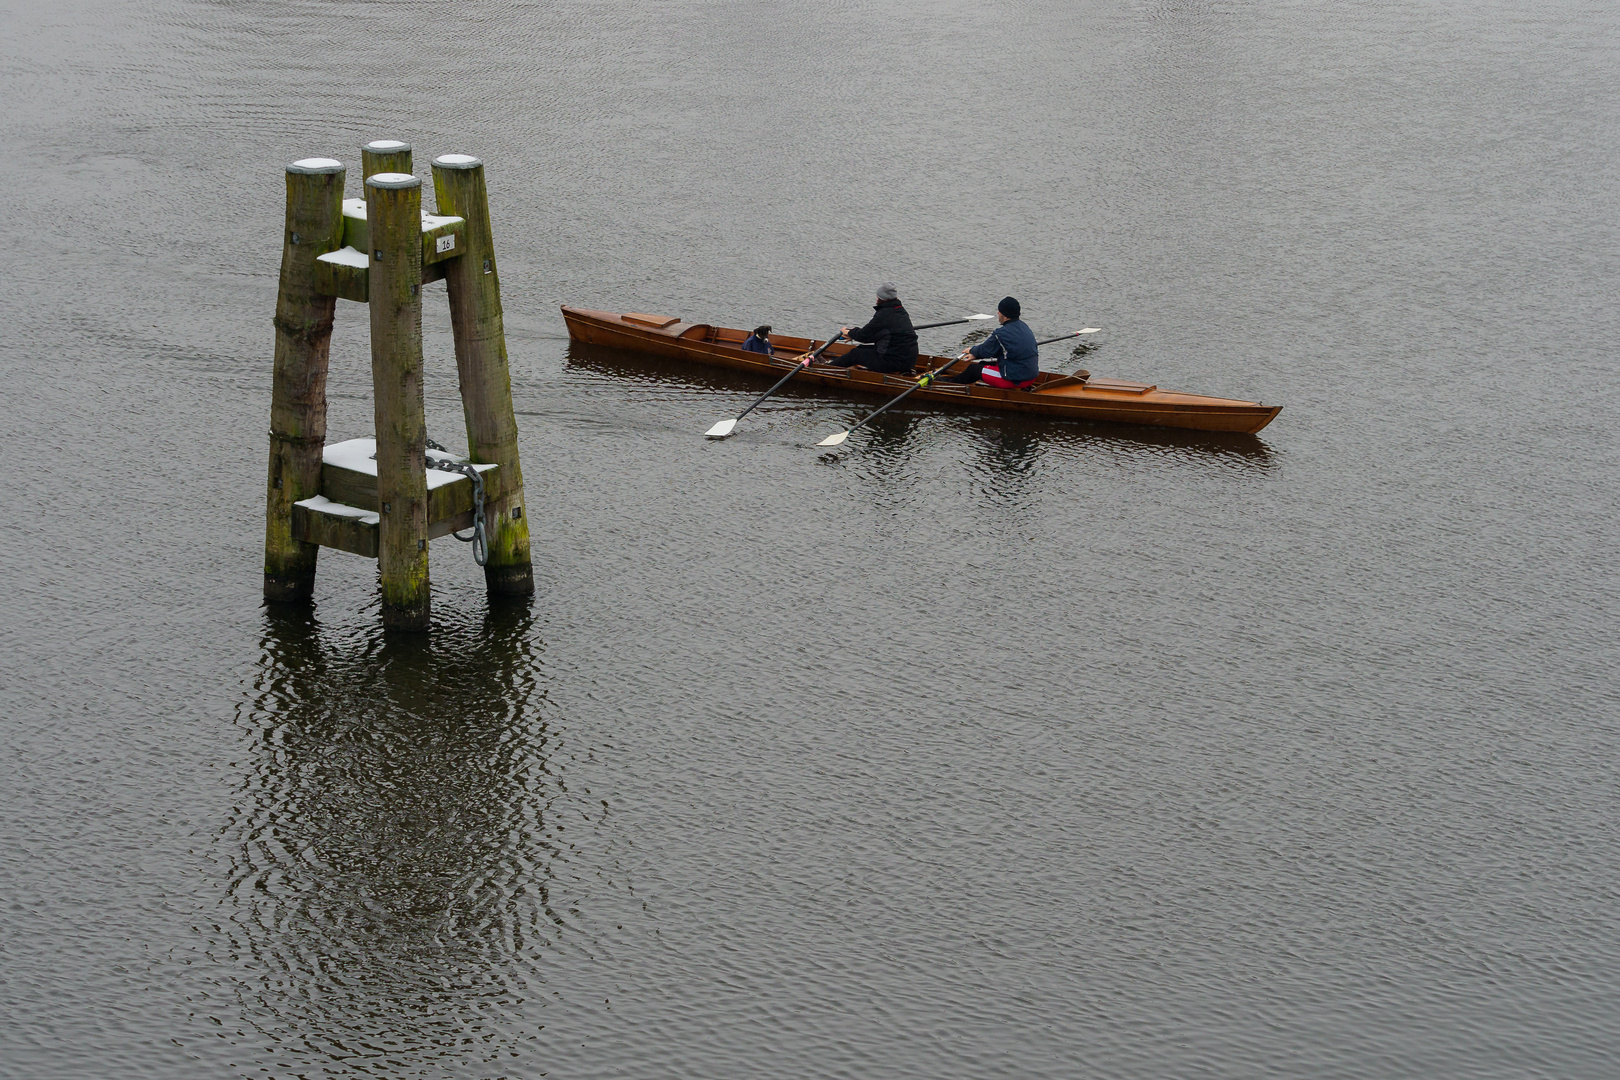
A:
847;298;919;373
741;333;773;355
969;319;1040;383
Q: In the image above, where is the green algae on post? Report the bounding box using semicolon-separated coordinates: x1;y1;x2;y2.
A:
264;157;345;604
366;171;431;631
432;153;534;597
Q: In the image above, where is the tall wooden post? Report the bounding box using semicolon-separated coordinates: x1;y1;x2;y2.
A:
366;172;431;631
361;139;412;179
264;157;346;604
431;154;534;596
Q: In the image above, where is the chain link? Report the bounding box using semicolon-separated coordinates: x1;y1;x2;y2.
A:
426;438;489;566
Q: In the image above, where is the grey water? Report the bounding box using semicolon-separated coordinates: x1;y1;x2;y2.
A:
1;0;1617;1076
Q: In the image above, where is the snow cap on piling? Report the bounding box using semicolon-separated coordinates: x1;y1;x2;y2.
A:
366;172;421;189
434;153;483;170
288;157;343;175
364;139;410;152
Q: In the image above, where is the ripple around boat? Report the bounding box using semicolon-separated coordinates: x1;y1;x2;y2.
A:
562;305;1282;434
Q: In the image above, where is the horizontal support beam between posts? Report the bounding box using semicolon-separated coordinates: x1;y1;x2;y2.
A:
291;495;505;559
291;437;504;558
320;455;503;523
316;205;466;301
292;496;379;558
340;199;465;264
314;246;451;302
314;246;369;301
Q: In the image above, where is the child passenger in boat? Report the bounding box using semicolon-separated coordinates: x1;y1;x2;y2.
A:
741;326;774;355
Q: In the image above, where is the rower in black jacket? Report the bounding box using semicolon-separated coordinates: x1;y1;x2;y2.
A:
832;283;919;374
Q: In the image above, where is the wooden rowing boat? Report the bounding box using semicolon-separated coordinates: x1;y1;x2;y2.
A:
561;306;1282;434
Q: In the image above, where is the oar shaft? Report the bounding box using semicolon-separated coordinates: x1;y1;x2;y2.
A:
843;336;1081;438
735;356;810;422
732;330;842;423
808;332;845;361
843;385;922;436
822;329;1099;445
913;318;970;331
840;360;958;437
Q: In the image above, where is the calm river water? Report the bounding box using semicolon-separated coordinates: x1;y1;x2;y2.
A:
2;0;1617;1077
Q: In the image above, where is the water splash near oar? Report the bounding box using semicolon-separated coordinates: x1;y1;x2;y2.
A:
960;326;995;349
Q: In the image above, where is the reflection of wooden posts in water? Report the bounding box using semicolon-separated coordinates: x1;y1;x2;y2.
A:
433;155;533;596
263;141;534;630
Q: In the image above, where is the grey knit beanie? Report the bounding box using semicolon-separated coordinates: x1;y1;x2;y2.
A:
876;282;898;301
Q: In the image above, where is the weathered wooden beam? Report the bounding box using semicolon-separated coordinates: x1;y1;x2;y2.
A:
367;172;430;631
292;496;489;558
264;157;346;603
318;207;463;302
341;198;370;252
318;438;500;526
292;498;492;557
421;212;466;263
293;438;501;560
292;496;379;559
432;153;534;597
314;245;369;302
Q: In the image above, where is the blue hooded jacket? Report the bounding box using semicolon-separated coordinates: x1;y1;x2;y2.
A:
968;319;1040;383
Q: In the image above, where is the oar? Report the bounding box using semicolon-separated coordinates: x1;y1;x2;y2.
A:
815;328;1102;448
1032;328;1102;348
705;331;846;438
704;314;993;438
1024;328;1103;391
913;313;995;331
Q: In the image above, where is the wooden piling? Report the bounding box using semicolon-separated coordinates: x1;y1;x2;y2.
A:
431;154;534;596
361;139;412;180
366;172;431;631
264;157;346;604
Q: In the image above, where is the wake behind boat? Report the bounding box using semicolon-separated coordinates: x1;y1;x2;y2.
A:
561;306;1281;434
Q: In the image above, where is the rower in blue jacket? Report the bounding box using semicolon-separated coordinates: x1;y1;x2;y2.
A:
948;296;1040;388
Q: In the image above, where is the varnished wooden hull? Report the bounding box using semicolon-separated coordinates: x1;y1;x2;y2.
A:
561;306;1282;434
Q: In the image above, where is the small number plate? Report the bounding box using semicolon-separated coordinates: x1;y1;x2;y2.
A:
436;234;456;253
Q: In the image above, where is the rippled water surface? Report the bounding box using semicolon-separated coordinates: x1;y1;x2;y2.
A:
2;0;1618;1077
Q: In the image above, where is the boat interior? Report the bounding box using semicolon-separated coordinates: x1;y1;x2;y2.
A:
614;310;1160;396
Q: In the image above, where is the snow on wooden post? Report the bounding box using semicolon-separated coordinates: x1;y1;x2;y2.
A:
431;153;534;597
366;171;431;631
361;139;412;181
264;157;346;604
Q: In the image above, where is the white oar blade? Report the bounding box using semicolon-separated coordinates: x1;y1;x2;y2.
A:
705;418;737;438
1079;327;1101;334
968;313;994;321
817;430;850;447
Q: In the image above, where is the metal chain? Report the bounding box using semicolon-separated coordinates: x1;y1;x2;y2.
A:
426;438;489;566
